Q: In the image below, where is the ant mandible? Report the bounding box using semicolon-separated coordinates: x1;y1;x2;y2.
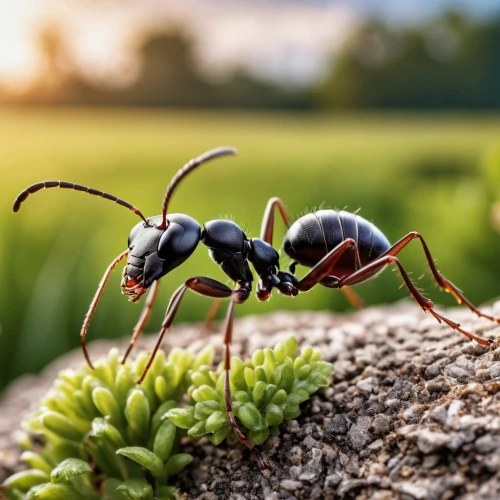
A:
13;147;497;469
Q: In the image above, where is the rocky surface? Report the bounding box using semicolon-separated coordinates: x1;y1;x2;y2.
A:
2;300;500;499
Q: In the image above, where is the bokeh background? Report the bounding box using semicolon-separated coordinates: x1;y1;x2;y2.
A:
1;0;500;391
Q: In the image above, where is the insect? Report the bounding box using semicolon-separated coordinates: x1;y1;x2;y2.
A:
13;147;497;469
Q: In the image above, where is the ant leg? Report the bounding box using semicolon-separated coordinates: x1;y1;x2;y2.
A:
340;244;365;308
260;197;291;246
338;256;493;346
198;298;223;338
297;238;356;292
137;277;232;384
222;297;271;470
81;249;129;369
121;280;160;364
382;232;500;323
341;287;365;309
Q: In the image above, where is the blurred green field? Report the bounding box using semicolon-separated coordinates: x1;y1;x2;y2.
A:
1;107;500;390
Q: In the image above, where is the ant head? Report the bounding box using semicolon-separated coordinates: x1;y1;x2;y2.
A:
121;146;237;302
13;148;237;303
121;214;201;301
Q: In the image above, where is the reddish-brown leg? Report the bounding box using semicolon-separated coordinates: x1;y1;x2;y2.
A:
198;298;223;338
338;244;365;308
81;249;129;369
121;279;160;364
338;255;493;346
222;297;270;470
298;238;356;292
381;232;500;323
260;197;291;245
341;287;365;309
137;277;232;384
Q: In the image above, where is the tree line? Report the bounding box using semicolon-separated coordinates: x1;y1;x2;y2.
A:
2;12;499;110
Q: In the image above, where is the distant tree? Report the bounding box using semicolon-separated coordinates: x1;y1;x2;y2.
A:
317;12;500;109
126;31;213;106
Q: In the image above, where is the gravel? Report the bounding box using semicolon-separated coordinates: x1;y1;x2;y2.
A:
2;300;500;499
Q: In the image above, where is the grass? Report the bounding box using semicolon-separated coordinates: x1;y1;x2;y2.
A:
1;107;500;389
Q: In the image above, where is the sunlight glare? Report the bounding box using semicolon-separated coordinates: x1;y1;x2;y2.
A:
0;1;40;92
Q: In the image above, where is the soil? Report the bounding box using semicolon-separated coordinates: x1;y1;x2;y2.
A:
1;300;500;499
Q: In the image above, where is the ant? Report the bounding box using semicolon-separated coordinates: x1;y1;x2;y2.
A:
13;147;497;469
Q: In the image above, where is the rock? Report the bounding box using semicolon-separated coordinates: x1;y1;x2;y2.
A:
280;479;303;491
349;424;374;452
393;481;430;500
326;414;348;435
298;448;322;481
475;435;500;455
367;439;384;452
372;415;390;435
416;429;451;454
357;377;376;394
2;302;500;499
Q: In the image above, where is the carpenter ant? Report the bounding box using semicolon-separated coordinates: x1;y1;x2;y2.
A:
13;147;497;470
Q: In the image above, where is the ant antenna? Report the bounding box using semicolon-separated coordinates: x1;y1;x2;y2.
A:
157;147;238;230
13;181;148;224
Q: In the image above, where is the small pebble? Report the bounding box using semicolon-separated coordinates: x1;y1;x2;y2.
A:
280;479;303;492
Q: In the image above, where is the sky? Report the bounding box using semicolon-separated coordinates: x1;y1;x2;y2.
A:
0;0;499;92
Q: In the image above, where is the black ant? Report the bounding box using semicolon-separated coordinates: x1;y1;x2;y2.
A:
13;147;497;469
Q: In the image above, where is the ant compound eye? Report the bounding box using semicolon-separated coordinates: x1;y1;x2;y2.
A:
157;215;201;262
157;223;185;260
128;221;144;248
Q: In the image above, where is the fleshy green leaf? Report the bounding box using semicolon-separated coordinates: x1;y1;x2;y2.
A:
154;376;171;401
284;336;298;358
244;367;256;387
26;482;84;500
210;427;230;445
150;400;177;438
92;388;122;427
237;403;266;431
114;365;136;407
187;420;207;437
116;479;154;500
116;447;163;477
194;400;221;419
50;458;91;484
194;345;215;368
156;485;178;500
205;411;227;433
153;420;176;462
40;412;83;441
3;470;49;491
91;418;126;449
20;452;53;475
248;428;270;445
252;349;265;367
164;454;194;477
165;407;196;429
252;381;267;408
264;404;284;427
192;385;218;403
125;390;150;436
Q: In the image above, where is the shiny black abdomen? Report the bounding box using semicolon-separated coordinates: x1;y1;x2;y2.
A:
283;209;391;278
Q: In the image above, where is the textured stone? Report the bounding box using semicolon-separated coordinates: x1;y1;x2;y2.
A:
2;303;500;499
280;479;303;491
416;430;451;454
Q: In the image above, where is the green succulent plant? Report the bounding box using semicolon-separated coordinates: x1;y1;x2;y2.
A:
1;346;213;500
166;336;333;445
2;336;333;500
